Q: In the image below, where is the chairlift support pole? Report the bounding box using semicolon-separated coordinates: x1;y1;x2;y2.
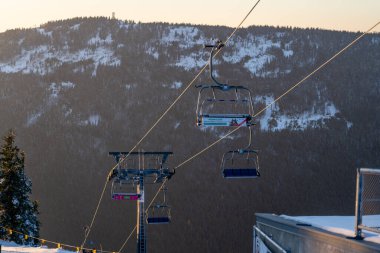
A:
137;174;146;253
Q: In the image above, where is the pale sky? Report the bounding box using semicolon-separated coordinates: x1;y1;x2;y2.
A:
0;0;379;33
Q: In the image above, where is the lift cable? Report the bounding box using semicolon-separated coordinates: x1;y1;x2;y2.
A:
118;225;137;253
225;0;261;45
81;0;262;250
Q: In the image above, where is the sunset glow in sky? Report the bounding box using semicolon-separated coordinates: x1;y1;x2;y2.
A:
0;0;379;33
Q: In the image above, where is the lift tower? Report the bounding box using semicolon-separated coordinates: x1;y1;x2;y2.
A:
109;151;175;253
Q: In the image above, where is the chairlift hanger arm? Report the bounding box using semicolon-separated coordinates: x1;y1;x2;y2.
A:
204;40;226;88
196;39;254;89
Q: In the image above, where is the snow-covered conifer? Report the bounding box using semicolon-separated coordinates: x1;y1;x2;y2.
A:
0;130;40;245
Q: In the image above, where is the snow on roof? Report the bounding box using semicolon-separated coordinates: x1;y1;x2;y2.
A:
281;215;380;244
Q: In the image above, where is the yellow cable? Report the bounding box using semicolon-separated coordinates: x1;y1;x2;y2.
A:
117;225;137;253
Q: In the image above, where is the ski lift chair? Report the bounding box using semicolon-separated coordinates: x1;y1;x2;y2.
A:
196;86;254;127
220;126;260;179
195;41;254;127
146;204;171;224
146;187;171;224
221;149;260;179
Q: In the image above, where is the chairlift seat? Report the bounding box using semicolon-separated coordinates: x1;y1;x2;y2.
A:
200;114;252;127
112;193;141;200
222;168;260;179
146;217;170;224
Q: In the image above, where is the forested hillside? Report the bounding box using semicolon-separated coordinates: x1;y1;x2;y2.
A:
0;17;380;252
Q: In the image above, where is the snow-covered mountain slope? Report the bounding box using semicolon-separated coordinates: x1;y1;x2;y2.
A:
256;95;352;131
0;43;120;76
1;17;374;132
0;23;289;77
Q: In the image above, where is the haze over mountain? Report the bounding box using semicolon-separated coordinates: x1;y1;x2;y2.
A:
0;17;380;252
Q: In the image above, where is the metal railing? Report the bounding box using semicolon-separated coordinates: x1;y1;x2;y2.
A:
253;226;287;253
355;168;380;238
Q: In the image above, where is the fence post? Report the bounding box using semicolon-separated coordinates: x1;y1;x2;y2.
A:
354;168;363;239
253;226;256;253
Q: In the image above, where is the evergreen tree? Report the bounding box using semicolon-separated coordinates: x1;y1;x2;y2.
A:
0;130;40;245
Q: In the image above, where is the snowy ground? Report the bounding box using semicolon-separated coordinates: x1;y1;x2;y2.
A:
0;240;73;253
2;216;379;252
281;215;380;244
